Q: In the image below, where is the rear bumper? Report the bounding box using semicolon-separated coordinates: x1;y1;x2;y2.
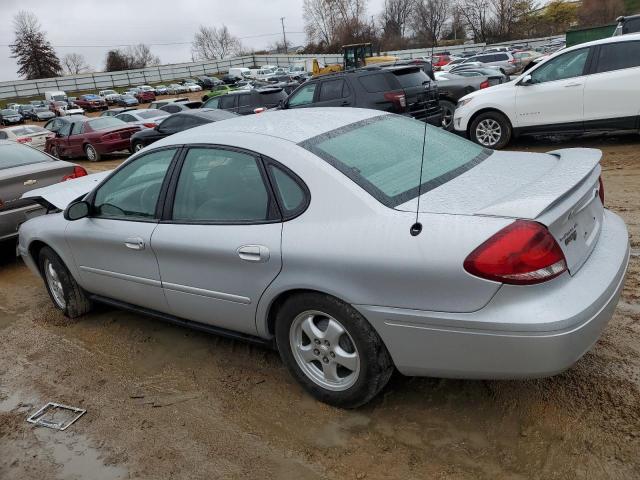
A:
0;204;46;242
356;210;629;378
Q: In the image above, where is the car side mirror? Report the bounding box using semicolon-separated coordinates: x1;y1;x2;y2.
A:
520;74;533;86
64;200;90;221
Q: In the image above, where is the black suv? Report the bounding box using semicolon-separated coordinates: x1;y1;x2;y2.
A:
614;14;640;36
279;66;442;126
201;87;288;115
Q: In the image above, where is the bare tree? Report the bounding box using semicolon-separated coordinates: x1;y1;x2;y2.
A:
191;25;242;60
126;44;160;69
10;11;62;79
458;0;492;42
303;0;370;49
380;0;415;37
62;53;90;75
412;0;450;47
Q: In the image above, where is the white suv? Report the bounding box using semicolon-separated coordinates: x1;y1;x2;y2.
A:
454;34;640;149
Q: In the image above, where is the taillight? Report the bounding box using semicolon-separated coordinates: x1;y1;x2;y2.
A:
480;80;490;89
598;176;605;206
62;166;88;181
17;137;32;143
383;92;406;110
464;220;567;285
253;107;266;114
143;122;157;128
509;58;517;64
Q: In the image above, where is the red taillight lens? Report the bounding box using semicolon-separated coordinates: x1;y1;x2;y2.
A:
143;122;157;128
480;80;490;89
464;220;567;285
509;58;517;64
62;166;88;182
598;176;605;206
17;137;32;143
383;92;406;110
253;107;266;114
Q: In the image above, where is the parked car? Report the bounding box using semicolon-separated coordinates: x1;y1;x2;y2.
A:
50;101;84;117
431;54;453;70
148;97;190;110
154;85;169;95
18;104;35;119
115;108;169;129
74;94;109;112
0;140;87;243
134;89;156;103
454;34;640;149
43;115;89;134
30;100;47;108
512;50;542;70
45;117;141;161
98;89;121;104
0;125;54;150
196;76;223;89
30;106;56;122
18;108;629;408
441;57;467;72
228;67;251;80
280;66;442;126
1;109;24;125
181;80;203;92
202;84;236;101
461;52;519;74
202;87;288;115
448;65;510;82
436;73;497;131
158;101;202;114
129;108;237;152
614;14;640;36
221;74;239;85
115;95;140;107
167;83;188;95
100;107;138;117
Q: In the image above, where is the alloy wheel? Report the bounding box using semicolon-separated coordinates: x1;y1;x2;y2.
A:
289;310;360;391
441;105;455;130
85;145;97;161
44;259;66;309
475;119;502;147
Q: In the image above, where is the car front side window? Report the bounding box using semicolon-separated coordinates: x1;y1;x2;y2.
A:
288;83;317;107
530;48;590;84
92;149;176;220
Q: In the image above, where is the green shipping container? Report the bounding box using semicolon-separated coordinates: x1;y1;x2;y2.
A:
566;24;616;47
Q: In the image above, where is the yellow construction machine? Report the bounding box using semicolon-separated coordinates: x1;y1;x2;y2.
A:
312;43;397;76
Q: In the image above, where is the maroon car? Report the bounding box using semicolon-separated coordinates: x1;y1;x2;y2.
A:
134;90;156;103
73;94;108;112
45;117;140;161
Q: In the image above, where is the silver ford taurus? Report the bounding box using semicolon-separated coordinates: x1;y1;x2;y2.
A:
18;108;629;408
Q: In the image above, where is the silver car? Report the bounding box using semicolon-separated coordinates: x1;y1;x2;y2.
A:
18;109;629;407
114;108;169;128
462;51;519;74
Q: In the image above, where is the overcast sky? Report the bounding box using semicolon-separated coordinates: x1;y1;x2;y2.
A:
0;0;386;81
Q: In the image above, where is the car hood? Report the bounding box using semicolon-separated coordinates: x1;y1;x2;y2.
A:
397;148;601;219
21;170;111;209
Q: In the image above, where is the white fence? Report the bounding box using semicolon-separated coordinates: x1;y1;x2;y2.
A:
0;35;563;101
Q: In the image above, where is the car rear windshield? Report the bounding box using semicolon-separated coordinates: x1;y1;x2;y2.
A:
391;69;431;88
301;115;490;207
87;117;126;131
11;126;48;135
138;109;167;119
0;143;50;170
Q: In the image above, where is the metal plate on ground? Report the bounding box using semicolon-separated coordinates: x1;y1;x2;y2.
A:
26;402;86;431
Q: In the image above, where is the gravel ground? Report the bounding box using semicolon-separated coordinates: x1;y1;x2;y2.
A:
0;132;639;480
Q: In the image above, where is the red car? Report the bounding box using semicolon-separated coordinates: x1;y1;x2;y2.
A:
431;54;451;71
45;117;140;161
134;90;156;103
73;94;108;112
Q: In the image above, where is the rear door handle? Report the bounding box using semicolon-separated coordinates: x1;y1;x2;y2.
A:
124;237;145;250
341;100;350;106
237;245;270;263
564;83;583;88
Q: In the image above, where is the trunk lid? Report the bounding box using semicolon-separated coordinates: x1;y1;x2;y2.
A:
398;148;604;274
21;170;111;210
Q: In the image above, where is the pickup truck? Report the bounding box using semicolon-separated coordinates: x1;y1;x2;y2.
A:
73;94;108;112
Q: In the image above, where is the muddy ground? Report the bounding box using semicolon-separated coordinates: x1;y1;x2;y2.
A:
1;132;639;480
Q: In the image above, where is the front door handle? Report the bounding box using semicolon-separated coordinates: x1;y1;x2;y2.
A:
124;237;145;250
564;83;583;88
237;245;270;263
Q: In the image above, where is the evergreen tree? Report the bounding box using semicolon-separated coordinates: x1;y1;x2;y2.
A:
10;11;62;79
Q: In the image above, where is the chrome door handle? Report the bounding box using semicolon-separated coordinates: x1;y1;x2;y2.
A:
237;245;270;263
124;237;145;250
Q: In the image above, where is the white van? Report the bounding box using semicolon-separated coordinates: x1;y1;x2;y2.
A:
454;34;640;149
228;68;251;80
44;90;67;102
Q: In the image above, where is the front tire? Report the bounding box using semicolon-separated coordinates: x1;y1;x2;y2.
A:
132;141;144;153
39;246;92;318
84;144;101;162
275;293;393;408
469;111;512;149
440;100;456;132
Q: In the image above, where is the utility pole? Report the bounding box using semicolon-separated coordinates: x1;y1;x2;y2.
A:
280;17;288;54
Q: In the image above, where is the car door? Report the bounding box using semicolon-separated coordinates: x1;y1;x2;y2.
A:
515;47;591;131
218;94;238;114
313;78;353;108
65;148;177;311
237;93;253;114
67;121;85;157
285;82;318;109
151;146;283;335
55;122;74;156
583;40;640;130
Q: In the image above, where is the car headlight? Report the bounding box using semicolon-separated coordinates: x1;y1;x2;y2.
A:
457;98;473;108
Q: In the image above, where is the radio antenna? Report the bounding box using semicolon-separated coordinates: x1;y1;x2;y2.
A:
410;89;429;237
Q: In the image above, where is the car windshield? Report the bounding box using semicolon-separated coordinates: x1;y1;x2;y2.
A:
35;107;50;113
0;143;50;169
302;115;490;207
87;117;126;130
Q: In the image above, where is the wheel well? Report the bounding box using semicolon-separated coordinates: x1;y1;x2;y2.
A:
28;240;49;274
266;288;343;336
467;108;512;136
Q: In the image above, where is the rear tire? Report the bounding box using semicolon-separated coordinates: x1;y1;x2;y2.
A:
440;100;456;132
469;111;512;149
132;141;144;153
84;144;101;162
275;293;394;408
39;246;92;318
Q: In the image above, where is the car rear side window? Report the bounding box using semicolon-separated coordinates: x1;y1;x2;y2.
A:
268;164;307;215
219;95;236;110
258;90;287;106
318;79;346;101
301;115;489;207
392;69;430;88
0;143;51;169
494;54;509;61
70;122;83;135
288;83;317;107
239;94;251;107
596;41;640;73
358;73;394;93
203;97;220;109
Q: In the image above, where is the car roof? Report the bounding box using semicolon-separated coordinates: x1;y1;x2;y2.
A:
564;32;640;50
174;108;237;120
154;108;385;147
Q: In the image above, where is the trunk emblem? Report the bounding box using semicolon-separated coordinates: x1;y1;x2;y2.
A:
561;223;578;246
24;179;37;186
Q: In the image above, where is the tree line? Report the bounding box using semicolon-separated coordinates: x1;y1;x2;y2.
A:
8;1;637;80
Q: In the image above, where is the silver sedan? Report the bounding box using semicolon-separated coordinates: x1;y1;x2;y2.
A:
18;108;629;407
